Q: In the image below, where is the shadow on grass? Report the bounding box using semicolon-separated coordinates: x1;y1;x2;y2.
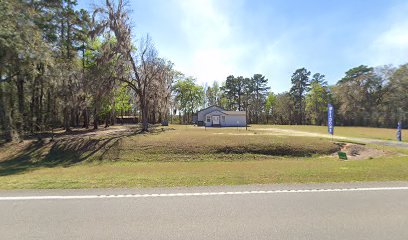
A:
215;144;340;157
24;124;172;140
0;124;171;176
0;136;120;176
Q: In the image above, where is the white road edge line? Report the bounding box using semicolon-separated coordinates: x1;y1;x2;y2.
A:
1;187;408;201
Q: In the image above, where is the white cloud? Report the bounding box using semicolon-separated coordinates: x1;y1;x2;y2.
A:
369;23;408;65
175;0;230;80
171;0;252;83
189;46;247;82
368;3;408;66
168;0;294;93
178;0;231;47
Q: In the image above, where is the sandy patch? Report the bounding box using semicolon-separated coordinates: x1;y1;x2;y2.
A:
335;143;389;160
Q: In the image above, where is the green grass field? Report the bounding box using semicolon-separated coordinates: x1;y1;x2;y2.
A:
0;125;407;189
2;156;408;189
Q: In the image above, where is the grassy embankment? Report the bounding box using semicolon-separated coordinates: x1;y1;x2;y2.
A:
0;125;407;189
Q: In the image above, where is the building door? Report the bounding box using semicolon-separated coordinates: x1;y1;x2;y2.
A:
212;115;220;126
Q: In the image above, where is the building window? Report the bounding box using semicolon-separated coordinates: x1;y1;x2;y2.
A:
206;116;211;122
221;116;225;122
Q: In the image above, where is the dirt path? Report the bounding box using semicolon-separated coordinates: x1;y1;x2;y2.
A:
59;126;135;139
255;127;408;149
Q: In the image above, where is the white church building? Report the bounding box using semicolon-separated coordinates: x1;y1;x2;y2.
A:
196;106;246;127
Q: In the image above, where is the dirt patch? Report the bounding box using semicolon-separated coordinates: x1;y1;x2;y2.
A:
57;126;135;140
335;143;389;160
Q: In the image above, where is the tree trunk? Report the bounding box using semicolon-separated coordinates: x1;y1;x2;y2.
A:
63;106;71;131
75;109;80;127
82;108;89;128
1;81;20;142
255;91;259;124
93;107;98;130
170;108;173;124
105;110;111;128
46;89;51;129
111;110;115;126
0;80;11;141
299;98;303;125
104;114;110;128
30;74;37;133
70;108;75;127
151;111;156;124
142;102;149;131
38;68;44;132
16;73;25;134
158;112;162;124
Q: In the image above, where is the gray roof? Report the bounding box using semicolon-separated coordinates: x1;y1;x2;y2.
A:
198;105;246;116
223;111;246;116
197;105;225;114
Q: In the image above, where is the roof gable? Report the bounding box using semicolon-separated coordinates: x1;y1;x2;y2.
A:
197;105;225;114
198;105;246;117
205;110;246;116
205;110;226;116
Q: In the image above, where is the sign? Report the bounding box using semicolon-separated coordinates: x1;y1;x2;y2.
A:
338;151;348;160
328;104;334;135
397;121;402;141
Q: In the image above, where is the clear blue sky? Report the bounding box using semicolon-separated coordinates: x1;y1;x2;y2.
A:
79;0;408;93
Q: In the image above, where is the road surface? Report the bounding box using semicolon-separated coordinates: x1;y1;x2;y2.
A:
1;182;408;239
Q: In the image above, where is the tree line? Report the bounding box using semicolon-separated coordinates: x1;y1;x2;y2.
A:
172;63;408;129
0;0;176;142
2;1;408;143
171;74;270;124
271;64;408;128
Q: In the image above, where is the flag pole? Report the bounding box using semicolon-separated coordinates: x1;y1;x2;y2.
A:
328;104;334;141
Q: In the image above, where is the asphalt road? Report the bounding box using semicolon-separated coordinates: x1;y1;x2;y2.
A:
1;182;408;240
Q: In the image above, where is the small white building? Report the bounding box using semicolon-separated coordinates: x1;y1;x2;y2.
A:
196;106;246;127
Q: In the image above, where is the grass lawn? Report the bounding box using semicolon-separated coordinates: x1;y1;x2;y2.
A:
258;125;407;142
2;156;408;190
105;126;339;161
0;125;407;189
